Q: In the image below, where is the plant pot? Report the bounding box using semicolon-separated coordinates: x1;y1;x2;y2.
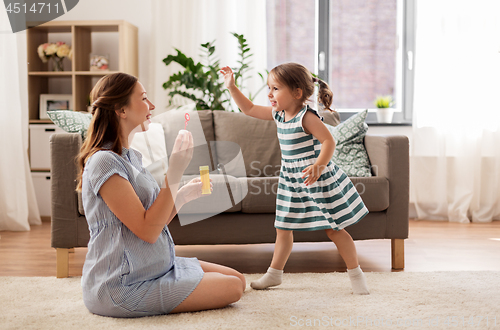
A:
376;108;394;123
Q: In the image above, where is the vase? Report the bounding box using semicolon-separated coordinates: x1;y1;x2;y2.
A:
376;108;394;123
51;57;64;72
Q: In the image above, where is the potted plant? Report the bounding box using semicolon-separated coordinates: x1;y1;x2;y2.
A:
374;95;394;123
162;33;266;111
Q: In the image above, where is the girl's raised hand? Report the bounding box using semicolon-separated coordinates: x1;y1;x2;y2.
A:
220;66;235;89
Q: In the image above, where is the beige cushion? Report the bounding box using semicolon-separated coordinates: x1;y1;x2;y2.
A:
241;177;278;213
175;174;248;227
213;111;281;178
152;108;215;175
320;110;341;127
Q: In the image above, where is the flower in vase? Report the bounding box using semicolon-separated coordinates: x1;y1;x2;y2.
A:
45;43;58;56
37;42;73;63
56;44;71;58
37;43;49;63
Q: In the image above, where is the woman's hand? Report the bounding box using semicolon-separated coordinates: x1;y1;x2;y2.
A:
302;164;326;186
168;130;194;177
177;177;213;207
220;66;236;90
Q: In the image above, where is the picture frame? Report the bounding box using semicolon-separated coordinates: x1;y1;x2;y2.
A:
39;94;73;119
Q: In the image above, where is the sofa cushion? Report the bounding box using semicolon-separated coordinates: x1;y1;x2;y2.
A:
129;123;168;168
241;177;278;213
152;107;215;175
320;110;341;127
47;110;91;139
326;110;372;177
177;174;246;215
213;111;281;178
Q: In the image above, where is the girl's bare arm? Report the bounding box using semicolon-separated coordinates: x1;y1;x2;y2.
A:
220;66;273;121
301;111;336;185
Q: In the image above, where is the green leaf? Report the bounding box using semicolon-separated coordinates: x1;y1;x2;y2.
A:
163;32;267;111
374;95;394;108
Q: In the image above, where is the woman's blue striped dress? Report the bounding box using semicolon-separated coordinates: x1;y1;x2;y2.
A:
81;146;203;318
273;106;368;231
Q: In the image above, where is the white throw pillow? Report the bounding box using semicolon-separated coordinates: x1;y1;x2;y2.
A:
130;123;167;167
130;123;169;186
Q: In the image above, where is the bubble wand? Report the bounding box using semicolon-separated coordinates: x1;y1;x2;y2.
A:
179;113;191;136
184;113;190;130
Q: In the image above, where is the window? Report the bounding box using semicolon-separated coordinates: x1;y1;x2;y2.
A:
266;0;316;73
319;0;414;122
267;0;415;123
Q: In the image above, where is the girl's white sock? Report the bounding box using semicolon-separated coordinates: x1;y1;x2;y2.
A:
347;266;370;295
250;267;283;290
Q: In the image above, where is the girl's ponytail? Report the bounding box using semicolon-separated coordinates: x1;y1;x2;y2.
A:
313;77;334;112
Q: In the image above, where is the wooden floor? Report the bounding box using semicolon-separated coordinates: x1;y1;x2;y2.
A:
1;219;500;277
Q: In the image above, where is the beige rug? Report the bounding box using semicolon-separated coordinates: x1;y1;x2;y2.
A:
1;272;499;330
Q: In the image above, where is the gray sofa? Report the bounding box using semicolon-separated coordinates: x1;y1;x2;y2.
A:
50;110;409;278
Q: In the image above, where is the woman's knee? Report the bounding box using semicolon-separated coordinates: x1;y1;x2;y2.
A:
221;267;246;291
236;273;246;291
199;261;246;292
226;271;246;292
226;276;244;303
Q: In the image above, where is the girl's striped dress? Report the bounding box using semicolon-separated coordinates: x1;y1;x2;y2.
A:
273;105;368;231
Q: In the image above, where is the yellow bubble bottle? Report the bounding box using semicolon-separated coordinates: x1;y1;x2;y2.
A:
199;166;211;194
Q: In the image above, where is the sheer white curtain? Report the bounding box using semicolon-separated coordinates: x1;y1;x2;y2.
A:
411;0;500;223
149;0;268;113
0;7;41;231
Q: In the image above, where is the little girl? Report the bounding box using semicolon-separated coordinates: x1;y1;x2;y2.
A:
220;62;370;295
